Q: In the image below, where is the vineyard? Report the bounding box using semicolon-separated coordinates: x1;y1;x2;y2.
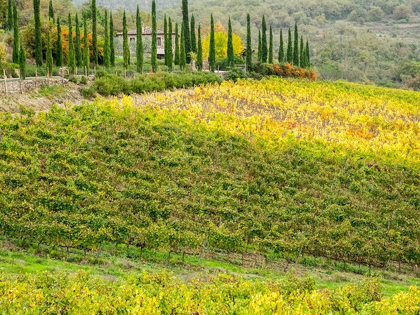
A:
1;77;420;272
1;270;420;314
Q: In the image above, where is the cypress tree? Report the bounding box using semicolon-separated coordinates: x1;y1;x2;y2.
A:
174;23;179;65
19;38;26;79
75;13;82;68
33;0;42;66
151;0;157;72
190;14;196;54
48;0;54;23
268;25;273;64
136;5;143;73
12;2;18;64
103;10;110;68
278;29;284;63
167;17;173;71
110;12;115;67
246;13;252;72
56;17;63;67
7;0;12;31
196;24;202;71
122;11;130;69
293;23;299;66
180;21;186;70
306;40;310;68
68;14;75;74
83;15;89;71
182;0;190;63
261;15;267;63
46;31;53;75
257;30;261;62
164;15;168;66
227;17;234;67
299;36;304;68
209;14;215;72
286;27;292;63
92;0;97;65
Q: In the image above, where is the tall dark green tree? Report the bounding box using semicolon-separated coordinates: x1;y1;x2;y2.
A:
179;21;186;70
164;15;168;66
209;14;215;72
103;10;110;68
299;36;304;68
110;12;115;67
227;17;234;67
92;0;98;65
19;38;26;79
246;13;252;72
196;24;202;71
75;13;82;68
257;30;261;62
268;25;273;64
48;0;54;23
306;40;310;68
261;15;267;63
174;23;179;65
122;11;130;69
190;14;196;54
33;0;42;66
136;5;143;73
182;0;190;63
68;14;75;73
278;29;284;63
46;31;53;75
167;17;173;71
56;17;63;67
83;15;89;71
293;23;299;66
12;2;18;64
286;27;293;63
151;0;157;72
7;0;12;31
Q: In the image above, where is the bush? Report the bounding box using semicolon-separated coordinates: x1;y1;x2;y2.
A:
80;76;88;85
225;67;248;82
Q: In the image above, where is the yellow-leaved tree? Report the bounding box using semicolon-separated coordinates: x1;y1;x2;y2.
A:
202;21;244;59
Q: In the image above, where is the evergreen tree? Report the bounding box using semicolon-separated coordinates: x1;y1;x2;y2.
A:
103;10;110;68
196;24;202;71
174;23;179;65
110;12;115;67
92;0;98;65
7;0;12;31
122;10;130;69
306;40;310;68
299;36;304;68
278;29;284;64
246;13;252;72
46;31;53;75
75;13;82;68
286;27;292;63
190;14;196;54
293;23;299;66
164;15;168;66
257;30;261;62
19;38;26;79
56;17;63;67
136;5;143;73
268;25;273;64
151;0;157;72
182;0;190;63
48;0;54;23
68;14;75;74
167;17;173;71
33;0;42;66
83;15;89;71
12;2;18;64
227;17;234;67
209;14;215;72
261;15;267;63
180;21;186;70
